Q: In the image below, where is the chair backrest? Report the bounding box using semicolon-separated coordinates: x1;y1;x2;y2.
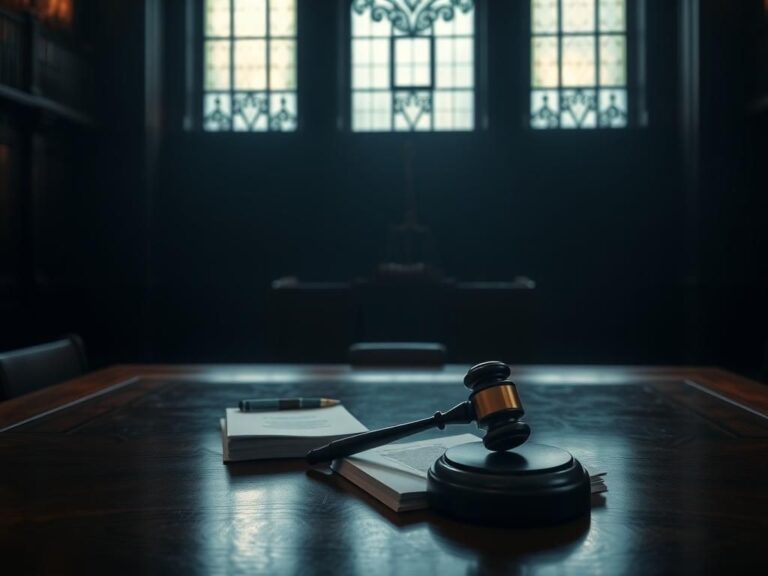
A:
0;335;88;400
349;342;446;367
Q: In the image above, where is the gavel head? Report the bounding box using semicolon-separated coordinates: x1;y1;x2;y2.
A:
465;361;531;451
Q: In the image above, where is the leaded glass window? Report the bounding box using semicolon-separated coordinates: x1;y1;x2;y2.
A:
203;0;297;131
350;0;475;132
530;0;628;129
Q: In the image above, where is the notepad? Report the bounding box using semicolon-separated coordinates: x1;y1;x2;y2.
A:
331;434;608;512
220;405;368;462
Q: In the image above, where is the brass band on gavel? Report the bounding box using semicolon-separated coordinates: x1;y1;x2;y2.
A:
471;384;522;421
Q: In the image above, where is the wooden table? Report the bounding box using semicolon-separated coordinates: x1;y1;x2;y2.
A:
1;365;767;574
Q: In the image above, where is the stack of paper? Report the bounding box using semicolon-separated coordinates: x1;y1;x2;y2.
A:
221;405;368;462
331;434;477;511
591;471;607;494
331;434;608;512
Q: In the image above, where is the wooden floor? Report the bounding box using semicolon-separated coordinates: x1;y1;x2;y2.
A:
1;365;767;574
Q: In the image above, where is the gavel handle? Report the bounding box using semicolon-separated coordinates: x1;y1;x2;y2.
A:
305;401;474;464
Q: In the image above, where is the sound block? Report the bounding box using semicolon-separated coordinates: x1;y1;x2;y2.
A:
427;442;591;527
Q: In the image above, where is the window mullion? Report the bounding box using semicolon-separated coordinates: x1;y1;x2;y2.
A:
557;0;563;128
530;0;631;130
595;0;601;125
266;0;271;124
350;1;476;132
430;31;436;129
200;0;298;132
229;0;234;122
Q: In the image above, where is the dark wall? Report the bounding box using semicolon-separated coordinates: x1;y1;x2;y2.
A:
0;3;102;353
694;0;768;379
153;0;685;363
0;0;150;364
1;0;765;376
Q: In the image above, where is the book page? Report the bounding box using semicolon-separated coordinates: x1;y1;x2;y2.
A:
378;444;455;474
334;434;608;512
353;434;482;478
225;405;368;438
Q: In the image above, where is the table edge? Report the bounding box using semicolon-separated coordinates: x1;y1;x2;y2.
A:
0;364;764;431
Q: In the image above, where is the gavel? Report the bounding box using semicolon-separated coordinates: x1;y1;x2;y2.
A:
306;361;531;464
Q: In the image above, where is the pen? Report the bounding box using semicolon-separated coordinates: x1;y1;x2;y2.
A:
238;397;340;412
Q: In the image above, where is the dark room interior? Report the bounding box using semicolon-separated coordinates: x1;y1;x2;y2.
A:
1;1;766;573
0;0;765;373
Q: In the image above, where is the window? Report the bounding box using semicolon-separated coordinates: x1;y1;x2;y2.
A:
202;0;297;131
350;0;476;132
530;0;628;129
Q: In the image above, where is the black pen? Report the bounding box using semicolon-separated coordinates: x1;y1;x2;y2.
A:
238;397;340;412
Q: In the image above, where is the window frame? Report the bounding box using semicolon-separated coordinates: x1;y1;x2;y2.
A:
190;0;302;134
339;0;488;134
185;0;647;135
525;0;647;131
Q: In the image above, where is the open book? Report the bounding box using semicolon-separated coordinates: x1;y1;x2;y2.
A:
331;434;607;512
221;405;368;462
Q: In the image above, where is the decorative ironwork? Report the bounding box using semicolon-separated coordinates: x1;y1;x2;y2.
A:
530;94;559;128
352;0;474;36
269;96;297;131
531;88;628;129
560;89;596;128
598;92;627;127
233;93;269;130
203;92;297;132
351;0;475;131
393;91;432;129
203;96;232;130
530;0;629;129
202;0;297;132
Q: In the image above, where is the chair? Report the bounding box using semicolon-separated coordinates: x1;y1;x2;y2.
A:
0;334;88;400
349;342;446;367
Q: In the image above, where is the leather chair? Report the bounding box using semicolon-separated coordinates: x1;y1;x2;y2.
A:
349;342;446;367
0;335;88;400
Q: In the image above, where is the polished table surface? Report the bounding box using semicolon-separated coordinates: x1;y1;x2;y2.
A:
1;365;767;574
